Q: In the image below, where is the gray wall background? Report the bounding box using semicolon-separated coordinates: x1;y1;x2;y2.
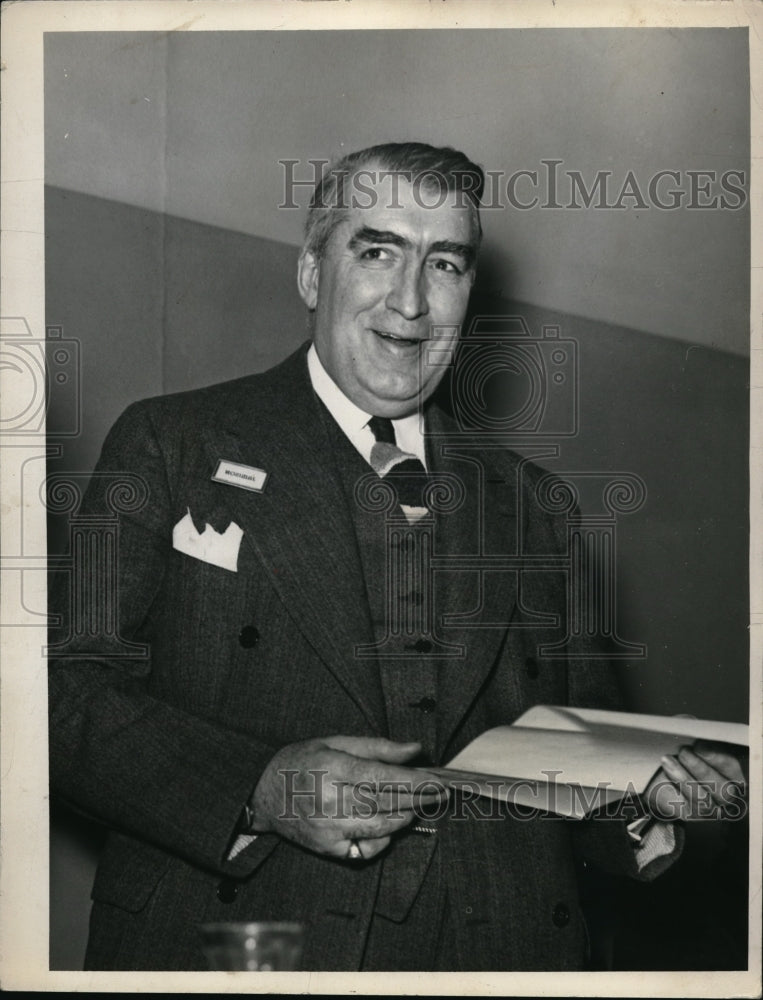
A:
46;29;749;355
45;29;750;971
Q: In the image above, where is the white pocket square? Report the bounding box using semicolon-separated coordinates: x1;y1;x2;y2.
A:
172;509;243;572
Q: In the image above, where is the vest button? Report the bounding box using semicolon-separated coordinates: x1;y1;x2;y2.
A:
217;878;239;903
409;697;437;714
239;626;260;649
552;902;570;927
525;656;539;679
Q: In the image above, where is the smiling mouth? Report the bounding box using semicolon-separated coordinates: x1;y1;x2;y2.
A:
372;329;424;346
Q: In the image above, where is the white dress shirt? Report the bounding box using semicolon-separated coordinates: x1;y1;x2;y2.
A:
307;343;427;467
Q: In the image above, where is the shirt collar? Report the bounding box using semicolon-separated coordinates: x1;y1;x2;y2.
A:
307;343;370;435
306;343;424;451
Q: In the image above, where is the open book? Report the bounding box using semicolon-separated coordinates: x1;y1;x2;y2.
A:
427;706;748;820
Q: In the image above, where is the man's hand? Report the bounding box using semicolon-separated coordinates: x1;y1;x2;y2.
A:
645;741;747;822
248;736;448;861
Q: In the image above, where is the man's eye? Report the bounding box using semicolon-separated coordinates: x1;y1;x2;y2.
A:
431;258;462;275
360;247;391;261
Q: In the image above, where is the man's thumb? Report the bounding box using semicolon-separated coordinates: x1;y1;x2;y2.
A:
325;735;422;762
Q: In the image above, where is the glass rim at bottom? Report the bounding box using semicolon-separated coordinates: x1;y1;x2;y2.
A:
200;921;303;934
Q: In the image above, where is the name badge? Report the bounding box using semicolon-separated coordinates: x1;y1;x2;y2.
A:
212;459;268;493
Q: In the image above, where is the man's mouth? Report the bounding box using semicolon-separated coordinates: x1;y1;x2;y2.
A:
371;329;424;347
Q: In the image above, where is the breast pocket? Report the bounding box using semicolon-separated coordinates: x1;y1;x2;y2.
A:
167;546;251;618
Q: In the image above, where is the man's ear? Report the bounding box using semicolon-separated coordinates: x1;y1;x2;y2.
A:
297;249;320;310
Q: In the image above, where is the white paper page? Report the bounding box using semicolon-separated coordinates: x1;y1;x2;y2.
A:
515;705;749;746
444;724;686;793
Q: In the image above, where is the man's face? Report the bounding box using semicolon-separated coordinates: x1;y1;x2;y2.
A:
298;173;477;418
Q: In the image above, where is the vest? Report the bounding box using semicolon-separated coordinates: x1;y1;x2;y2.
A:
319;405;450;922
322;409;446;758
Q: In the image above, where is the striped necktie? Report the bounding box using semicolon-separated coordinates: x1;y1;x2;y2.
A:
367;416;431;520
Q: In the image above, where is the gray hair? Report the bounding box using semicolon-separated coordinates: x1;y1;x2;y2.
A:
303;141;485;265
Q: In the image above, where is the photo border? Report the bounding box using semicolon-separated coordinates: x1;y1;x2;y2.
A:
1;1;760;994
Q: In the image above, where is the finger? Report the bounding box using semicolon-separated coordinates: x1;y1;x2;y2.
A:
336;835;392;863
645;775;687;821
317;779;446;827
375;780;450;812
340;808;425;838
691;743;746;784
343;759;449;796
367;792;444;814
660;752;693;784
334;783;449;827
344;781;449;821
324;837;356;860
324;735;423;764
358;835;391;860
677;746;724;785
677;746;745;804
660;754;721;820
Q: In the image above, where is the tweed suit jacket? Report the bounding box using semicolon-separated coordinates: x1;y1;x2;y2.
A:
49;342;678;971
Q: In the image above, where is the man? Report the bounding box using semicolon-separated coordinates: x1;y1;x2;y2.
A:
48;142;744;971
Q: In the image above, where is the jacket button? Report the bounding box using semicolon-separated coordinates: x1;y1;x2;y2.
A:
410;638;433;654
239;626;260;649
525;656;539;679
552;902;570;927
217;878;239;903
409;696;437;714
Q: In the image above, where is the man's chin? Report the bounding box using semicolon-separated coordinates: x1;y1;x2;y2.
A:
357;379;438;419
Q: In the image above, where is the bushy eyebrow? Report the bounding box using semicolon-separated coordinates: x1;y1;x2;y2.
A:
347;226;476;266
430;239;477;267
347;227;410;251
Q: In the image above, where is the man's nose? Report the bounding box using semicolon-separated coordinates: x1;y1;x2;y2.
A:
386;263;429;320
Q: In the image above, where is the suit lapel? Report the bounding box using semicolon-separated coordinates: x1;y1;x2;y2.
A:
200;347;386;735
425;406;519;759
193;348;520;748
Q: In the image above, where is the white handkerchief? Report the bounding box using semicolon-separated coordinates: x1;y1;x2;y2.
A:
172;509;243;572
